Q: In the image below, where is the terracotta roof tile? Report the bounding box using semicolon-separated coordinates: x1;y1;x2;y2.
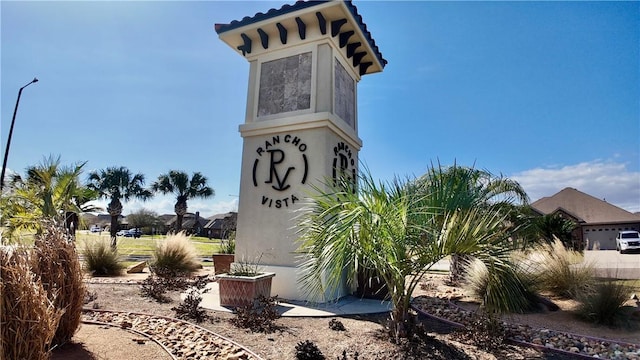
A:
215;0;386;68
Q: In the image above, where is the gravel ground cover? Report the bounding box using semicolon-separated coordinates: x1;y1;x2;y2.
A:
82;310;262;360
65;272;639;360
412;296;640;359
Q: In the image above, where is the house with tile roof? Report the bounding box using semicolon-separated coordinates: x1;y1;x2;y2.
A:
531;187;640;250
204;212;237;239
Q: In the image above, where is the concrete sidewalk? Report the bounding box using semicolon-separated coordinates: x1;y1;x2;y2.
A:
195;258;451;317
198;281;392;317
583;250;640;279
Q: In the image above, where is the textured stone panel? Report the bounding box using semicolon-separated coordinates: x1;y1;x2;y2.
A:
334;59;355;127
258;52;312;117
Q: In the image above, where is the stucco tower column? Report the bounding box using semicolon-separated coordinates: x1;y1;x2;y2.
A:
215;1;386;301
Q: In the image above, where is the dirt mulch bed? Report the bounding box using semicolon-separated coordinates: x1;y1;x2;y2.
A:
51;272;640;360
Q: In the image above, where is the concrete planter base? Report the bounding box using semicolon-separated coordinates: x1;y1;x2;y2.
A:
217;272;275;307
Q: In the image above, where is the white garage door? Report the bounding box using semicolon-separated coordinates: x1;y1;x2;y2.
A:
583;228;618;250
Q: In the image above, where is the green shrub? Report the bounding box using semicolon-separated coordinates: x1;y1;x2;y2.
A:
150;232;200;274
82;238;124;276
464;258;539;313
533;239;594;298
171;275;211;323
454;311;506;352
295;340;325;360
577;279;631;326
1;246;63;360
31;224;85;347
218;236;235;254
230;295;281;333
328;318;346;331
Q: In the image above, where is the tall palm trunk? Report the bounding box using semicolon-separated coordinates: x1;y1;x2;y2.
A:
107;198;122;251
174;200;187;232
390;295;414;342
449;253;470;285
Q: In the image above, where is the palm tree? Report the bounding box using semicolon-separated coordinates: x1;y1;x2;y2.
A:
87;167;152;250
298;167;525;342
416;162;530;283
0;156;97;241
532;212;577;250
151;171;214;232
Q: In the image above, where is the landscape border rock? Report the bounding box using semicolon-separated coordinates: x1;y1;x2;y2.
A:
127;261;147;274
411;296;640;360
82;309;265;360
82;319;177;360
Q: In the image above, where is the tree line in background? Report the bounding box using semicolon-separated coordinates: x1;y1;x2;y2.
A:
0;155;214;250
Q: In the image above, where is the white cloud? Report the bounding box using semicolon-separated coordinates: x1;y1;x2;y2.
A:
511;160;640;213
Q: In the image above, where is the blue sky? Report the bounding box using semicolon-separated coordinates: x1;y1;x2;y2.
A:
2;1;639;216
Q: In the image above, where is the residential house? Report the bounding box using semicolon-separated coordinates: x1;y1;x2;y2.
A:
165;212;209;236
204;212;237;239
531;187;640;250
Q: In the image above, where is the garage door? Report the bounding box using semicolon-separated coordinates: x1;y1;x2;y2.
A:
583;228;617;250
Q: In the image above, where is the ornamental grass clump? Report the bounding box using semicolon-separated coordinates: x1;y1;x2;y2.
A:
464;258;539;313
82;238;124;276
1;246;63;360
31;224;85;347
151;232;200;275
533;239;594;299
577;278;632;327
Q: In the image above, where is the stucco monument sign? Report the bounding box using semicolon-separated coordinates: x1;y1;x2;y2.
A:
215;0;386;301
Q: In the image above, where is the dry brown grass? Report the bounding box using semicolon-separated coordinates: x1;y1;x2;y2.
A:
1;245;63;360
151;232;201;274
31;224;86;347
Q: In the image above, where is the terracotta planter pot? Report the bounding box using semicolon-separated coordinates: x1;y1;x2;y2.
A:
212;254;234;275
217;272;275;307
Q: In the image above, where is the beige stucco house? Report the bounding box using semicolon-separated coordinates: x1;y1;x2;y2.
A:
531;187;640;250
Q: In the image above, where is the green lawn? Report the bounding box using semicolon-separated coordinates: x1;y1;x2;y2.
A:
76;232;222;259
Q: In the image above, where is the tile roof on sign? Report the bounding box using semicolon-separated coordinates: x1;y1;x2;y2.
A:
214;0;387;68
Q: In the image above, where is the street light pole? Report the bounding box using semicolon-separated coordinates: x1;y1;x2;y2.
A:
1;77;38;192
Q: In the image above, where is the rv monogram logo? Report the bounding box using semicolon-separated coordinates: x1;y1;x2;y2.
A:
252;134;308;208
332;141;356;193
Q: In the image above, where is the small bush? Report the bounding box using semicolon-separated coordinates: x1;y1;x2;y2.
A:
295;340;325;360
140;274;173;303
140;267;193;303
84;290;98;304
230;295;281;333
31;224;85;347
454;311;506;352
171;275;211;323
1;246;63;360
464;258;538;313
577;279;631;326
533;239;594;299
337;350;359;360
229;253;264;276
82;238;124;276
150;232;200;274
328;318;346;331
218;236;235;254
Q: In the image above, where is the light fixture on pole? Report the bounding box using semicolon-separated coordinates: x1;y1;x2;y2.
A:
1;77;39;192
